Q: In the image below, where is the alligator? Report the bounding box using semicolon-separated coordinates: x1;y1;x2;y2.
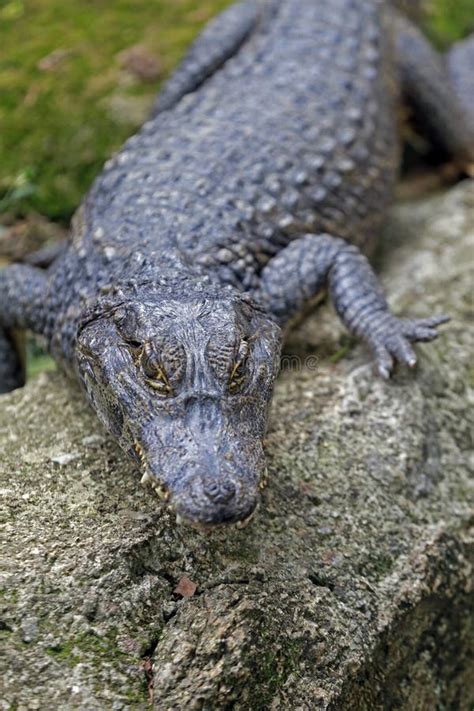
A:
1;0;473;529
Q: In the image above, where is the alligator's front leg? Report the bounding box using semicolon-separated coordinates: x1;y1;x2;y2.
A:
0;264;49;392
254;234;449;379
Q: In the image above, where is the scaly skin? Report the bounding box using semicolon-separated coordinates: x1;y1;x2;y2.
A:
1;0;473;527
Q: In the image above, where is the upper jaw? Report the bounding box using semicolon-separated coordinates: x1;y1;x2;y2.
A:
140;469;170;501
134;432;266;529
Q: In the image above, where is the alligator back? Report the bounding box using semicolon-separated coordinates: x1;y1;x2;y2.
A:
81;0;400;291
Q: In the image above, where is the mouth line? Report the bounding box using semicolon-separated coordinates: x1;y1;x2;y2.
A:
144;476;259;531
139;468;170;501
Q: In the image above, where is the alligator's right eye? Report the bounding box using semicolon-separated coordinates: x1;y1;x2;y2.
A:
141;343;173;395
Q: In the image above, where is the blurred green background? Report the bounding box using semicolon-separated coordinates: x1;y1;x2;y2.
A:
0;0;473;223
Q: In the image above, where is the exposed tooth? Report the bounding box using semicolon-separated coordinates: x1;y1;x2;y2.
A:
147;479;170;501
235;504;259;529
235;517;250;529
158;487;170;502
140;471;153;486
259;469;269;491
134;441;147;468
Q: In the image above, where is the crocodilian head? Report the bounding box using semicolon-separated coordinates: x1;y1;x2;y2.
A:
75;284;281;529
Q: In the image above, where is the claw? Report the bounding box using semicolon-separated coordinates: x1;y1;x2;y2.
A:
374;344;393;379
389;336;417;368
370;310;450;379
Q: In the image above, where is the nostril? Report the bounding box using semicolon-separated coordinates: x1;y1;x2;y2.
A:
203;479;236;504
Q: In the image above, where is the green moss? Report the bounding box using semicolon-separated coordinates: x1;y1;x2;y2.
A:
0;587;19;604
424;0;474;48
361;552;395;582
250;641;301;709
329;336;356;364
26;338;56;378
46;630;136;667
46;639;81;667
0;0;232;220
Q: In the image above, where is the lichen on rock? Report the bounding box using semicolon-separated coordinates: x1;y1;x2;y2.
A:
1;181;473;709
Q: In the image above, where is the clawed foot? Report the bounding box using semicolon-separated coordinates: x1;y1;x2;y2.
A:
368;314;451;379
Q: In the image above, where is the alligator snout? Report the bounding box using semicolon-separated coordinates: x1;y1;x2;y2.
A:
171;470;258;528
140;399;267;528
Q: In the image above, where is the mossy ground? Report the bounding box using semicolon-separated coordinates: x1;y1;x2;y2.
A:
0;0;232;221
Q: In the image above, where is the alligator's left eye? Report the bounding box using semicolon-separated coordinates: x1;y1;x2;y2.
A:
229;340;249;393
141;344;173;395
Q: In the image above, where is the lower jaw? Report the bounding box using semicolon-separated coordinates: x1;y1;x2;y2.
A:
175;503;259;533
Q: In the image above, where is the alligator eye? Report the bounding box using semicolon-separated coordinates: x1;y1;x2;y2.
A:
141;344;173;395
229;340;249;393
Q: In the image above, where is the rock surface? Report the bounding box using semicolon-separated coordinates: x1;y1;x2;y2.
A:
1;182;473;710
